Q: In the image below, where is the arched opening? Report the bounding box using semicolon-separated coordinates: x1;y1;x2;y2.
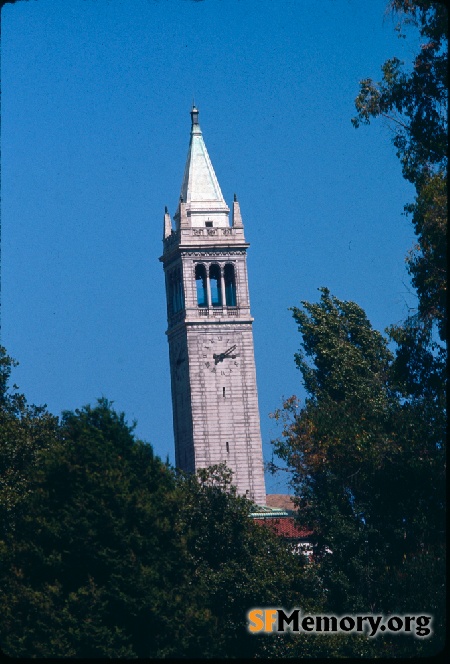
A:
209;264;222;307
224;263;237;306
195;264;207;307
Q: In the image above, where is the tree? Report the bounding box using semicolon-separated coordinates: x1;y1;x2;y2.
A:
0;398;183;657
271;289;445;657
0;346;60;540
167;464;324;659
404;170;446;337
353;0;448;340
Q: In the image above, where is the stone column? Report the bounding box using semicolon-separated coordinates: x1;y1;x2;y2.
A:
220;266;227;307
206;271;212;308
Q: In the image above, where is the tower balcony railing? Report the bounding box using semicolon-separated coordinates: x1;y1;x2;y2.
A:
169;306;243;327
197;306;240;317
163;226;247;252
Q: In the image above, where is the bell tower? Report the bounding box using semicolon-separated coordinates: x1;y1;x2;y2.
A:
160;107;266;505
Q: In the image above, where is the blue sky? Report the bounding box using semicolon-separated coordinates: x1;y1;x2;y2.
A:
2;0;418;493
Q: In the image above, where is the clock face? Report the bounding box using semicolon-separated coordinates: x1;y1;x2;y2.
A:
201;334;240;376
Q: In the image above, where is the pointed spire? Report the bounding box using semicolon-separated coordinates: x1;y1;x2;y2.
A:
178;106;230;228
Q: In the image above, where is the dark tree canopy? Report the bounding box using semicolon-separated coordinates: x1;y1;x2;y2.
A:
0;395;182;658
0;347;60;540
271;289;445;657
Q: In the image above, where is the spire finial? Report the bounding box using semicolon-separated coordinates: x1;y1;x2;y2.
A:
190;104;199;126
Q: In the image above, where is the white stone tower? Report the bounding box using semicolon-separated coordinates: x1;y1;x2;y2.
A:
160;106;266;505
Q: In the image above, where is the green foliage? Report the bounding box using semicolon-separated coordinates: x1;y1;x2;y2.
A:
155;464;324;658
271;289;445;657
0;347;60;538
0;397;183;657
404;171;447;338
276;289;395;478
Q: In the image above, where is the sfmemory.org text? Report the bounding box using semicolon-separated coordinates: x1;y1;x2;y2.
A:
247;609;432;638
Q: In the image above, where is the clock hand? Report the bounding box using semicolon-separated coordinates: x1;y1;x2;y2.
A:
213;345;238;364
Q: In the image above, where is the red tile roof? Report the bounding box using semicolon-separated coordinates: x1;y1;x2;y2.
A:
254;516;312;540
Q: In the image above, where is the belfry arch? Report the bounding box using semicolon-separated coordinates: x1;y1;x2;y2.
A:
224;263;237;306
195;264;207;307
209;264;222;307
